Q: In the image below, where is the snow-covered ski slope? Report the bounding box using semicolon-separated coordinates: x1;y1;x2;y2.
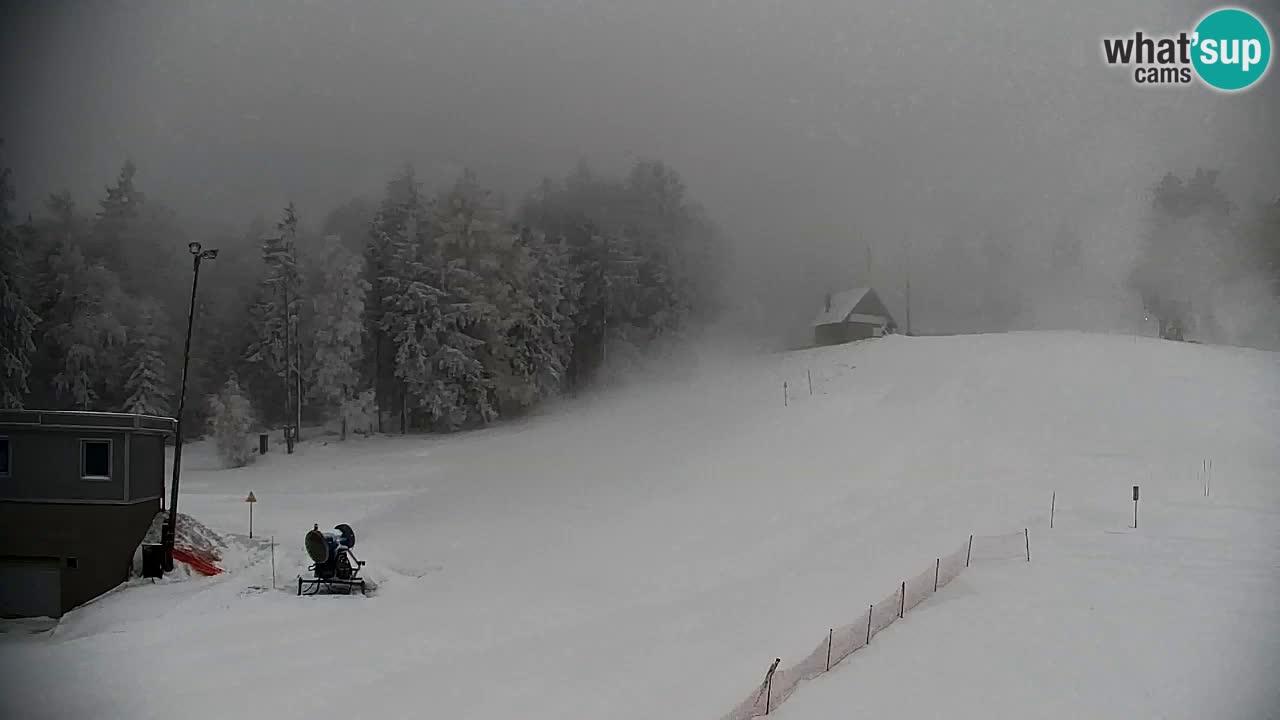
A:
3;332;1278;719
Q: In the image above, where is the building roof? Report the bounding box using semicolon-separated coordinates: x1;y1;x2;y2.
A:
812;288;871;326
0;410;176;435
813;287;898;329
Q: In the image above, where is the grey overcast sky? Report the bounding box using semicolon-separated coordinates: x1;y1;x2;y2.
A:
3;0;1277;334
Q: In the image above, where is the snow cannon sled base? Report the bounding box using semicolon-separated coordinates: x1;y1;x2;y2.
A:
298;523;367;596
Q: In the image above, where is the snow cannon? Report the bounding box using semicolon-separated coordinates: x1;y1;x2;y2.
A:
305;523;356;570
298;523;366;596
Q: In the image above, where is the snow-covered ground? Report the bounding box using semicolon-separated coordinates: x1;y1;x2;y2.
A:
2;331;1277;719
775;500;1280;719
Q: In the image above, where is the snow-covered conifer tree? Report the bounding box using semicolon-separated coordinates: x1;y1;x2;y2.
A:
120;301;170;415
310;236;369;439
0;160;38;408
244;203;304;424
206;374;255;468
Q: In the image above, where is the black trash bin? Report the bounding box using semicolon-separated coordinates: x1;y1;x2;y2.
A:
141;543;165;579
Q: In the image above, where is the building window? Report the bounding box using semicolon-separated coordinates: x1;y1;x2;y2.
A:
0;436;8;477
81;439;112;480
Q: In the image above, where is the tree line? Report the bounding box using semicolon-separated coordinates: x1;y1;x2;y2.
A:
1130;168;1280;344
0;151;721;459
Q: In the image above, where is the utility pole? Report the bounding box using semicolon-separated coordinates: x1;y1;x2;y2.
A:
294;309;302;441
273;221;302;454
294;284;302;444
600;242;610;370
262;231;296;451
163;241;218;572
904;232;912;336
290;219;302;442
905;271;912;336
283;261;294;454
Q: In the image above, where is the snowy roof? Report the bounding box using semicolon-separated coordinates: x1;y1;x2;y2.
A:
812;288;871;326
0;409;176;434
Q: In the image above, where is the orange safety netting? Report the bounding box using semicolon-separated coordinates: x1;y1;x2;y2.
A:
718;533;1018;720
171;547;223;576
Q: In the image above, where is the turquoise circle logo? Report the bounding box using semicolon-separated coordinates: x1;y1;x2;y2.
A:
1192;8;1272;91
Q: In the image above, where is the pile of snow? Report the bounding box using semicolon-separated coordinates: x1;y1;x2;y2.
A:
131;511;274;580
140;511;226;559
0;617;60;639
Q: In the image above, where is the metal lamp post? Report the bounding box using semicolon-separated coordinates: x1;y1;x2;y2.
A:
162;241;218;572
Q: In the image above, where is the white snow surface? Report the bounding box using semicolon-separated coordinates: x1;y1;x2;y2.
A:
2;331;1278;719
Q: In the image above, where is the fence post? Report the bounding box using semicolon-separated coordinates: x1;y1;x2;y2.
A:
763;657;780;715
1050;491;1056;529
866;605;873;645
783;382;788;407
899;581;905;618
826;628;833;671
808;369;813;396
966;534;973;567
765;672;772;715
270;535;276;589
934;557;940;592
1025;528;1030;562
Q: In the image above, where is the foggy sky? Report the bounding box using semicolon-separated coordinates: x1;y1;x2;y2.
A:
3;0;1278;338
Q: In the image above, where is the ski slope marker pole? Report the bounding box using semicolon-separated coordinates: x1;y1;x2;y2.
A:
1132;485;1139;529
245;491;257;537
826;628;833;671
